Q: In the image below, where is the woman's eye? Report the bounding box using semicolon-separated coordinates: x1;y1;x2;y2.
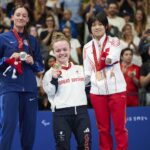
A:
63;48;67;51
55;50;60;53
16;14;20;17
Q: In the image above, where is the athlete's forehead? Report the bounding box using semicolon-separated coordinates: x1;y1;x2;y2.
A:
53;40;70;50
13;7;28;16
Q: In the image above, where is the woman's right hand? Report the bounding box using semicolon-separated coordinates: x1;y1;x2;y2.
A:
51;68;61;78
51;62;62;78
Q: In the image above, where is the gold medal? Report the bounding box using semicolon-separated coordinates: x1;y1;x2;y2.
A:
96;71;102;80
110;71;115;78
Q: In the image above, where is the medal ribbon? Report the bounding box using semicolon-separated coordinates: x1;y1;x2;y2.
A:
61;62;71;70
12;28;24;51
92;36;108;71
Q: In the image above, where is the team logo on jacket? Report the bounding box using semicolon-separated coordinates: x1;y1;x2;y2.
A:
58;131;65;141
23;40;28;46
84;128;90;133
76;70;79;74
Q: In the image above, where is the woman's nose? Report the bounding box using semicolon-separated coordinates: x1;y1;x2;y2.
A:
59;50;65;54
19;15;24;19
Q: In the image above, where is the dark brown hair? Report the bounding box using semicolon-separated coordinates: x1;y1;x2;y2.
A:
12;3;30;16
12;3;33;56
87;12;109;34
121;48;133;57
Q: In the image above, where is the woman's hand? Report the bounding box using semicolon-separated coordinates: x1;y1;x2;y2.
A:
51;62;62;78
10;52;20;60
128;70;136;78
25;54;34;65
105;58;112;65
51;68;61;78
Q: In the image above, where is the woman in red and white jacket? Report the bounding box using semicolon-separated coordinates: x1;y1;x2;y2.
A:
42;32;91;149
83;12;128;150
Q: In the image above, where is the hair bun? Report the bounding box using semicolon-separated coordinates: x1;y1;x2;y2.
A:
50;31;70;49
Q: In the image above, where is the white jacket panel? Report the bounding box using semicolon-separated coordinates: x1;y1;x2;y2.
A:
83;35;126;95
42;64;87;109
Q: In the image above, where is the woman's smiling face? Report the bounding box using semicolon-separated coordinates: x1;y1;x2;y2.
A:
53;40;71;65
12;7;29;29
91;20;106;40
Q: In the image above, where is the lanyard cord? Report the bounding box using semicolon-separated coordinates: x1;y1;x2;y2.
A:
12;28;33;56
92;36;108;71
12;28;24;51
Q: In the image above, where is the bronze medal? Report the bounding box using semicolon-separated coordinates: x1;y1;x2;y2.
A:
96;71;102;80
110;71;115;78
92;36;108;81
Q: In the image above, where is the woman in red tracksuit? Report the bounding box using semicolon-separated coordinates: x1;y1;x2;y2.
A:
120;48;140;107
83;12;128;150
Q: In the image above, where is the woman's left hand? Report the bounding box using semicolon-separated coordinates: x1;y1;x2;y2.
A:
105;58;112;65
128;70;136;78
25;54;34;65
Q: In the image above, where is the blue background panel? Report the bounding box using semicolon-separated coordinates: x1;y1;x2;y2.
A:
12;107;150;150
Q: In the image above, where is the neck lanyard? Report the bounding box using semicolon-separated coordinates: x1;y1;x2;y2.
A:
12;28;24;51
92;36;108;71
61;62;71;70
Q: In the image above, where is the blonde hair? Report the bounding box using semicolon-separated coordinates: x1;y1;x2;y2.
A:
50;31;71;50
121;23;133;40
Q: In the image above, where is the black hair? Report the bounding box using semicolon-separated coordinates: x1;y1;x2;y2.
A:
43;14;56;28
121;47;133;57
87;12;109;34
45;55;56;71
107;1;119;8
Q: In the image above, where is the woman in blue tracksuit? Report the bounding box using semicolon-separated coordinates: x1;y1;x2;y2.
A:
0;4;44;150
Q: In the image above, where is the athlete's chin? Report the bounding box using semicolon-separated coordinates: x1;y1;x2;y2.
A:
127;59;132;63
59;58;68;64
15;23;26;28
94;33;104;38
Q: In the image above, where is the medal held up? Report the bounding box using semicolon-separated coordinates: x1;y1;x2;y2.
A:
52;62;62;78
